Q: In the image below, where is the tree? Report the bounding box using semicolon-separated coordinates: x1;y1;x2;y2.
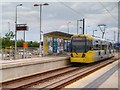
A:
5;31;15;40
2;38;11;48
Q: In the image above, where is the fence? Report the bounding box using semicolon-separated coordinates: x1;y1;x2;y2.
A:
1;47;39;60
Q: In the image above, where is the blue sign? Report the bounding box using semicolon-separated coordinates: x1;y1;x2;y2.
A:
53;38;58;53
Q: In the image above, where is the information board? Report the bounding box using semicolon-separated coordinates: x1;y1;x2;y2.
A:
16;24;28;31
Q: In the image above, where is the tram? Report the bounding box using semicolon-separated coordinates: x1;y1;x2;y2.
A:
70;34;115;63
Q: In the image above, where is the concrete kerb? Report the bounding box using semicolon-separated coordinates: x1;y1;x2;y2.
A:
1;56;70;69
1;56;70;82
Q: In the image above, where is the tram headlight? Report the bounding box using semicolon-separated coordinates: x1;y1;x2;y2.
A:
82;53;85;58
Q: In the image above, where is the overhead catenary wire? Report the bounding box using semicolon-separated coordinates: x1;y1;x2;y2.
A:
58;2;118;25
57;1;86;34
58;2;101;35
57;1;118;37
109;3;118;11
58;2;103;31
98;1;118;22
58;2;85;18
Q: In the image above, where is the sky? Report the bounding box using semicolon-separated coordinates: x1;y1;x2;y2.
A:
1;0;119;42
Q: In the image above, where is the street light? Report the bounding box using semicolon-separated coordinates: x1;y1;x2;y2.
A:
67;22;71;34
93;30;97;36
34;3;49;57
80;18;85;34
77;20;81;34
105;32;108;40
114;31;116;41
15;3;22;59
8;22;10;33
86;26;90;34
80;27;82;34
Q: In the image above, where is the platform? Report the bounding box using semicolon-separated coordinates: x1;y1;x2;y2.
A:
0;56;69;83
65;59;120;89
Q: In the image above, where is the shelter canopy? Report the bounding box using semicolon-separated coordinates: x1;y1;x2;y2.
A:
44;31;73;40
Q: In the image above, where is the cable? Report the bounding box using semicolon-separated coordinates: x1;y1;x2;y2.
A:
98;1;117;21
109;4;118;11
57;1;118;32
58;2;85;18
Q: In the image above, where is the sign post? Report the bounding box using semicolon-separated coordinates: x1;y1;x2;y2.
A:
16;24;28;58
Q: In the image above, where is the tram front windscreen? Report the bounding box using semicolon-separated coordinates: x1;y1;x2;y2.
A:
71;37;86;53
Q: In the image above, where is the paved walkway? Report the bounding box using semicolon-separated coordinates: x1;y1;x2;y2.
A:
65;59;119;89
0;55;69;63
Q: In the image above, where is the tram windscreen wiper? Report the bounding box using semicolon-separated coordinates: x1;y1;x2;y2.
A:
72;46;78;55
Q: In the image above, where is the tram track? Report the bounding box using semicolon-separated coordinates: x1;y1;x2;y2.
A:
48;58;118;89
2;57;119;90
2;65;74;88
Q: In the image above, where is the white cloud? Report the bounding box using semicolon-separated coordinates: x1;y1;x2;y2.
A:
1;2;118;41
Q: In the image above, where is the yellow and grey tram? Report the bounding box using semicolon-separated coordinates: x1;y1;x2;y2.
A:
70;34;115;63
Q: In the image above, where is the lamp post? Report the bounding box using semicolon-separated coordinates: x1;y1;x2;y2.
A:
114;31;116;41
105;32;108;40
8;22;11;60
34;3;49;57
86;26;90;34
8;22;10;33
77;20;81;34
80;18;85;34
80;27;82;34
67;22;71;34
15;3;22;59
93;30;97;36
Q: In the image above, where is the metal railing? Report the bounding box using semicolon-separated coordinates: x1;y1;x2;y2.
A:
1;46;71;60
1;47;40;60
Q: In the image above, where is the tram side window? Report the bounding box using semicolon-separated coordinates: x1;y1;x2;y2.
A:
93;40;100;50
87;40;93;50
112;44;115;49
101;45;103;50
102;45;107;50
108;43;112;53
102;43;107;54
95;44;99;50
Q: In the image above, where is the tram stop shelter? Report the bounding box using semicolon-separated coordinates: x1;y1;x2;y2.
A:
43;31;73;56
